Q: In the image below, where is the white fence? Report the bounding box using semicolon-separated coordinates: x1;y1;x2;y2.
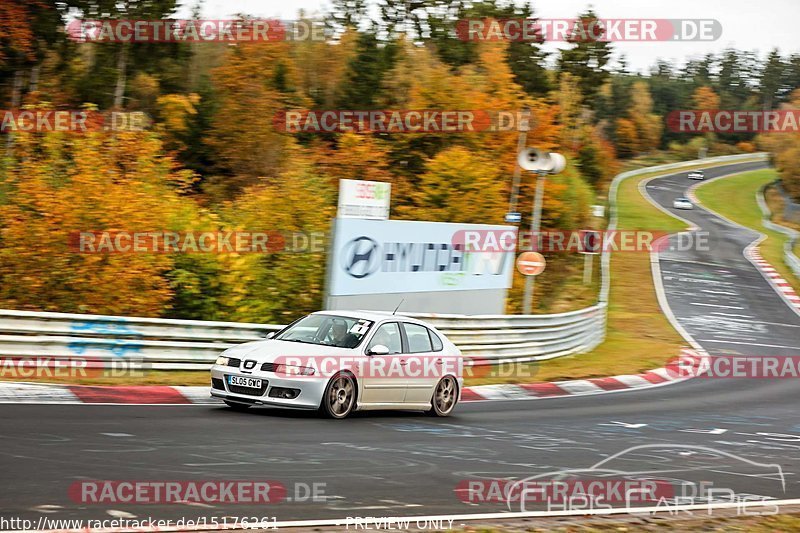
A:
0;153;766;369
0;305;606;369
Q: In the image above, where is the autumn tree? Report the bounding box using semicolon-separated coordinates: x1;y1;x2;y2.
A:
760;89;800;200
692;85;721;150
611;82;662;156
216;144;336;322
398;145;506;224
0;125;194;316
155;92;199;154
693;85;721;109
204;39;309;201
614;118;639;158
629;81;662;152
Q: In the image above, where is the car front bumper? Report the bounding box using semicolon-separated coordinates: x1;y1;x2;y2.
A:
210;365;327;410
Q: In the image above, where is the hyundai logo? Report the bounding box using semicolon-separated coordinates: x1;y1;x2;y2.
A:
342;236;380;278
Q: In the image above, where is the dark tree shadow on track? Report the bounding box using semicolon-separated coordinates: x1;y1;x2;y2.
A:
209;404;460;421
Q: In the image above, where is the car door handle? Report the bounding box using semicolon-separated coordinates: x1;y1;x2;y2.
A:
399;360;407;365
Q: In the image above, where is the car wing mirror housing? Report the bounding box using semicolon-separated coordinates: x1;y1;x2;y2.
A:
368;344;390;356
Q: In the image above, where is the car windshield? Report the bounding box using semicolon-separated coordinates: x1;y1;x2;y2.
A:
274;314;373;348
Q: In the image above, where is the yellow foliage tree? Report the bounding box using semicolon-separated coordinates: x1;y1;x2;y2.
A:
759;89;800;199
398;146;506;224
629;81;662;152
615;117;640;158
204;39;310;199
217;144;336;322
0;127;194;316
693;86;721;109
156;93;200;152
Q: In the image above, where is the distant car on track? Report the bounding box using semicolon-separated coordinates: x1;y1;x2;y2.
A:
673;197;693;210
211;311;463;418
687;170;705;180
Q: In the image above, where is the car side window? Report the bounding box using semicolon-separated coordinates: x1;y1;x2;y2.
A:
403;323;433;353
367;322;402;354
429;329;444;351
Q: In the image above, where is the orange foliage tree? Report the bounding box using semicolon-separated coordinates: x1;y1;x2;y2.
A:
0;126;195;316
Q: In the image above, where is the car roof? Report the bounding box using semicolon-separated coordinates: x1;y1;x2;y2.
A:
312;309;423;324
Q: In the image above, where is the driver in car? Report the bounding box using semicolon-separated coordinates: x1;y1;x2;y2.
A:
330;322;360;348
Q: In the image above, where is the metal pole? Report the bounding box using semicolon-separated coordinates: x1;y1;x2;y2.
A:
507;108;531;215
583;253;593;285
523;171;547;314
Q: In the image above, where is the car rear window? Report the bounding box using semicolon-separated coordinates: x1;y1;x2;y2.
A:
404;323;433;353
429;329;444;351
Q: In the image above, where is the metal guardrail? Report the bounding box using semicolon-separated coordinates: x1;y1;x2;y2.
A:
757;183;800;279
0;305;606;369
0;153;766;370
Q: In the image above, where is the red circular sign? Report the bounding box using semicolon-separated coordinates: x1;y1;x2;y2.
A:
516;252;546;276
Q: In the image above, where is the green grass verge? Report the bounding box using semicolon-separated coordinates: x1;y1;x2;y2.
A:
694;169;800;295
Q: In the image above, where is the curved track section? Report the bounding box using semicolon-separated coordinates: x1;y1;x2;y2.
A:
2;161;800;528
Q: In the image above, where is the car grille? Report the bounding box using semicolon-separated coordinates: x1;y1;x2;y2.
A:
226;357;242;368
261;362;278;372
227;381;269;396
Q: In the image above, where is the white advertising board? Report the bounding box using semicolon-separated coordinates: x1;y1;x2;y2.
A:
328;218;516;296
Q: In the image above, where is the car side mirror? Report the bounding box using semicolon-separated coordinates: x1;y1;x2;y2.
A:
265;332;276;339
368;344;390;356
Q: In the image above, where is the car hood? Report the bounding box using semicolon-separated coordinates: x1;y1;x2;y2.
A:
221;339;359;363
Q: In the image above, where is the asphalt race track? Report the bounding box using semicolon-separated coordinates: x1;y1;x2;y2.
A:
2;160;800;527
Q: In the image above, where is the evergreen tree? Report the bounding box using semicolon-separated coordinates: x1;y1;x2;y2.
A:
759;49;788;109
557;10;612;108
337;27;397;108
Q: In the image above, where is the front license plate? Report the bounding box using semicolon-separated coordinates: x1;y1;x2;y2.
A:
228;375;262;388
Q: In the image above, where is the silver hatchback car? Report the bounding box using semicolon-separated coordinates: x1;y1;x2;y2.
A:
673;197;693;210
211;311;463;418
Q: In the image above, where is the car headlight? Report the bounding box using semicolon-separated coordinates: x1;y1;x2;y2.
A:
275;364;315;376
215;356;230;366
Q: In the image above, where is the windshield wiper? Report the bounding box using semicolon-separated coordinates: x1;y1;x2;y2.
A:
277;338;323;345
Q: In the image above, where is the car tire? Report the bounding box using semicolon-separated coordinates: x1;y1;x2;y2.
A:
427;376;458;417
224;400;251;411
320;372;356;419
